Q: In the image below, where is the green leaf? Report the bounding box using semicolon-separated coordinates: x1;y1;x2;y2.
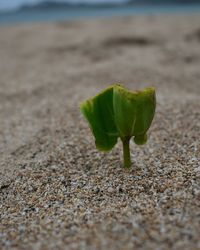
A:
80;86;118;151
80;84;156;168
134;133;147;145
113;85;156;139
132;87;156;137
113;85;137;138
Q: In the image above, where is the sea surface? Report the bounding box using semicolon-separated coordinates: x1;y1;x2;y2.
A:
0;4;200;25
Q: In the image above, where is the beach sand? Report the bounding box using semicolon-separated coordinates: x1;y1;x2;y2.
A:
0;14;200;249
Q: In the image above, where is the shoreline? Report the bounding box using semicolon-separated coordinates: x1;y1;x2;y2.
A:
1;4;200;26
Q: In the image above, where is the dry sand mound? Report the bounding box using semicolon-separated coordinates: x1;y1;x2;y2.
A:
0;14;200;249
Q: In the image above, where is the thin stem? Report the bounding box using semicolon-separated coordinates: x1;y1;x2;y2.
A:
122;138;131;168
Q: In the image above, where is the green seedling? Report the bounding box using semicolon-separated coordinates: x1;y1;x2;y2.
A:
80;84;156;168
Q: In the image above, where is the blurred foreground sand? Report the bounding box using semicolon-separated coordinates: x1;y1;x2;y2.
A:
0;14;200;249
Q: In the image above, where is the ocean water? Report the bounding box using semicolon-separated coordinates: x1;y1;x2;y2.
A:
0;4;200;25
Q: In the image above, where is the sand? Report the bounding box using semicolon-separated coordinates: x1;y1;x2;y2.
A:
0;14;200;249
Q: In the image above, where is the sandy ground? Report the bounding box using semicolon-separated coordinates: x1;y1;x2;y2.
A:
0;14;200;249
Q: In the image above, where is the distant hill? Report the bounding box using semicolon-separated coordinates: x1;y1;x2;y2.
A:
19;1;78;11
19;1;123;12
128;0;200;4
17;0;200;12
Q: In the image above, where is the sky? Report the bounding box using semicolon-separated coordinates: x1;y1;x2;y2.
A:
0;0;127;11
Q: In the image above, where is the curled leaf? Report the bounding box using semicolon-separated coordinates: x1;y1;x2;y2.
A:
80;86;118;151
113;85;156;139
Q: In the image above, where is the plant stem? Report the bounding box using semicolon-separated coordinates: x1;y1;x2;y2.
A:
122;138;131;168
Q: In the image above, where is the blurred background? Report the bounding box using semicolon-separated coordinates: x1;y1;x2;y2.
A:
1;0;200;25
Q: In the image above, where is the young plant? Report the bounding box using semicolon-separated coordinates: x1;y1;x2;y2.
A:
80;84;156;168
